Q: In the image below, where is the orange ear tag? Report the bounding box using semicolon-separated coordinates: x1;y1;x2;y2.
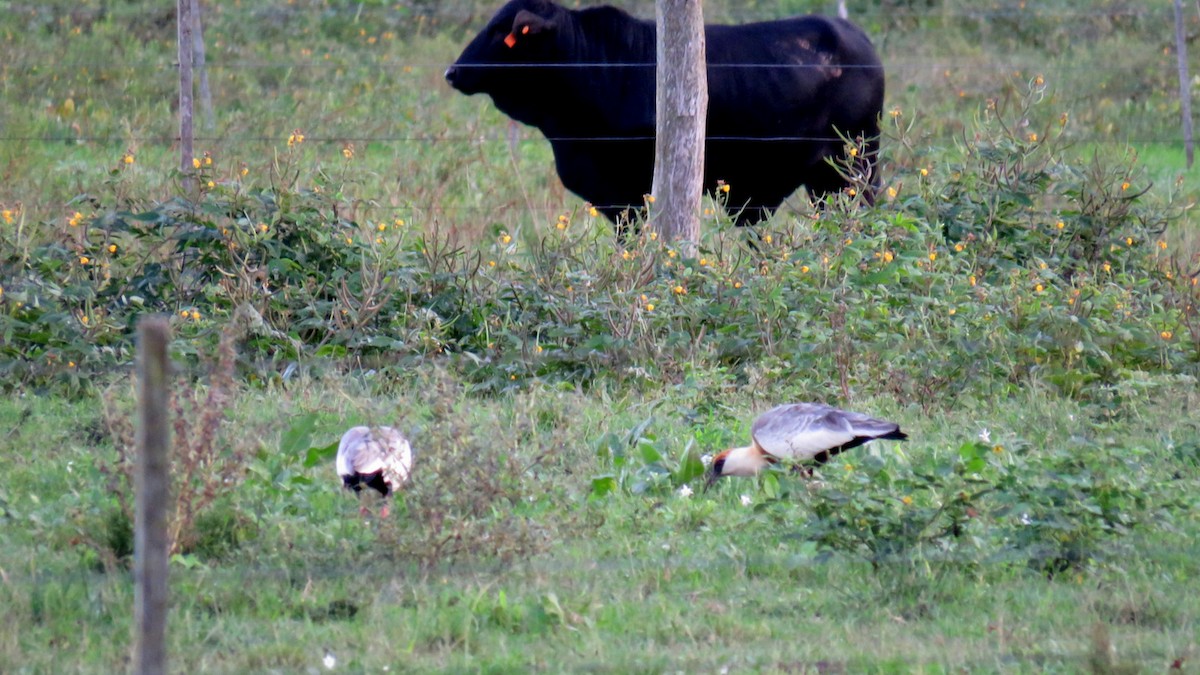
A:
504;33;517;48
522;25;530;34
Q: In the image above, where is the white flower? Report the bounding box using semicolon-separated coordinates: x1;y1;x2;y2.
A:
678;485;694;498
740;494;752;507
1020;513;1032;526
323;650;336;670
701;453;713;466
978;428;991;443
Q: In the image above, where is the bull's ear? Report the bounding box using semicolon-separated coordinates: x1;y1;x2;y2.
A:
511;9;555;37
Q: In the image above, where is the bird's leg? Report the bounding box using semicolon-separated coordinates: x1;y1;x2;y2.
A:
380;500;390;519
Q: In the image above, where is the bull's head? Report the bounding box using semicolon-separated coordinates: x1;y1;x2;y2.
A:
445;0;563;100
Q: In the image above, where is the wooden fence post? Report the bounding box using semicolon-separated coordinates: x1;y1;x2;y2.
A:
134;316;171;675
1175;0;1194;169
178;0;195;181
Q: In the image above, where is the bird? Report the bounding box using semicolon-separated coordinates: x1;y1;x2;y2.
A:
705;403;907;490
335;426;413;517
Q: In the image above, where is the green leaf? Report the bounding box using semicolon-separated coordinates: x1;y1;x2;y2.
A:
589;475;618;500
304;441;339;469
281;413;319;456
674;441;706;484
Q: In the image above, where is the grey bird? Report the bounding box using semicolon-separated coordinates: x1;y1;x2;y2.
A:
706;403;906;490
335;426;413;517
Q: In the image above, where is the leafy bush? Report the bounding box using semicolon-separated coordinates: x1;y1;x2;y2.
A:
2;84;1196;406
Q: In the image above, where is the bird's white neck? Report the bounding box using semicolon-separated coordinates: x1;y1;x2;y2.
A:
718;444;771;477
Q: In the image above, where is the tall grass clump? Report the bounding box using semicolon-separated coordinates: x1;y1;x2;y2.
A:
74;314;257;569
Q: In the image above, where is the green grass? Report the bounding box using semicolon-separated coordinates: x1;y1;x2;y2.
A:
1;379;1198;671
3;0;1200;671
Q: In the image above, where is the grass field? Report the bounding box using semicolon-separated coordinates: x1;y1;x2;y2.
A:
2;0;1200;672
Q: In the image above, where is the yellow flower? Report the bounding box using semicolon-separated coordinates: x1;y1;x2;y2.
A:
920;168;929;177
1039;261;1047;270
377;223;387;232
928;252;937;262
648;231;658;241
1035;283;1044;293
180;310;190;318
240;166;249;177
536;345;543;353
848;147;858;158
764;234;773;244
1102;262;1111;273
204;153;212;166
206;180;215;189
68;211;84;227
394;219;405;227
733;280;742;289
969;274;977;287
845;238;853;245
79;256;90;265
500;233;511;244
644;194;656;204
192;157;202;169
80;315;89;325
843;463;853;471
948;307;957;315
993;445;1004;454
883;251;894;263
667;249;677;258
107;244;117;253
1034;75;1044;87
1158;240;1168;250
889;107;902;118
1056;220;1065;230
191;310;201;321
488;260;496;267
1027;132;1038;142
1161;330;1173;340
645;303;655;311
901;496;913;506
1121;181;1130;191
886;186;897;199
699;258;708;266
1059;112;1069;126
259;223;269;232
673;285;686;295
588;204;599;217
1126;237;1134;246
1;209;13;224
954;243;964;252
122;152;135;165
68;361;76;368
800;265;810;274
621;250;632;261
847;188;857;197
287;129;305;147
342;144;355;159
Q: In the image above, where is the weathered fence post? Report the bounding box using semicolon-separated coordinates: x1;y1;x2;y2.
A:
1175;0;1193;169
134;317;171;675
178;0;195;181
193;0;214;131
651;0;707;257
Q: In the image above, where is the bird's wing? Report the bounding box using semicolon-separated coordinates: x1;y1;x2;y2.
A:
372;426;414;487
336;426;371;478
838;408;903;439
751;404;856;460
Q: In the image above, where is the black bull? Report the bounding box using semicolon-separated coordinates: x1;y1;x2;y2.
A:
445;0;884;229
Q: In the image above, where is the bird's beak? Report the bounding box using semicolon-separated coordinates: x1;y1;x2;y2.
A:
703;469;719;493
